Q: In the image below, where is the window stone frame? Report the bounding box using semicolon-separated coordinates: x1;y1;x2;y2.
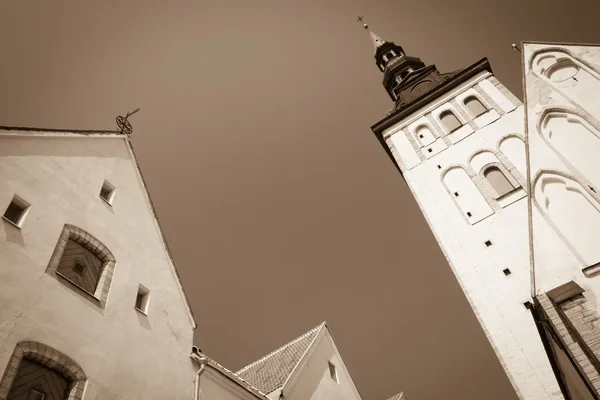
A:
0;341;87;400
46;224;116;309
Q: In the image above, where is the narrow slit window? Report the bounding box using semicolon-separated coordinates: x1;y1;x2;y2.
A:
440;111;462;133
3;195;30;228
99;180;116;205
328;361;338;383
135;285;150;314
464;96;487;118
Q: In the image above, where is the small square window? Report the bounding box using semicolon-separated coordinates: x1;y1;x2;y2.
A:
72;260;86;276
503;268;511;276
466;212;472;217
3;195;31;228
454;192;459;197
437;165;441;169
328;361;338;383
99;180;116;205
485;240;493;247
427;148;433;153
419;134;424;139
135;285;150;314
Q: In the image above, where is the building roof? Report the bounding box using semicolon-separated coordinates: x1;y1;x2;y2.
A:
235;322;325;395
197;354;269;399
386;392;406;400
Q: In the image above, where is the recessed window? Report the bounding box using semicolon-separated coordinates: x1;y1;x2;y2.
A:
466;211;472;217
437;165;442;169
483;167;515;199
99;180;116;205
485;240;493;247
454;192;459;197
427;148;432;153
2;195;31;228
135;285;150;314
503;268;511;276
27;388;46;400
328;361;338;383
440;110;462;133
72;260;86;276
464;96;487;118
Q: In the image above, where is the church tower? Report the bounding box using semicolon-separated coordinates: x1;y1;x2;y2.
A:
360;21;564;399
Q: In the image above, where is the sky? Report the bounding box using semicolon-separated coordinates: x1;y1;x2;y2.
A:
2;1;600;399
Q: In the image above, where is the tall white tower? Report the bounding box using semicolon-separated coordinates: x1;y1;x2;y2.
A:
360;22;563;399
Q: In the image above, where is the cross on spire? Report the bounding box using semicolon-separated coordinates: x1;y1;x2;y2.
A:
357;16;368;29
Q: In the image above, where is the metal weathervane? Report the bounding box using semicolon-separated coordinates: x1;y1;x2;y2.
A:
116;108;140;135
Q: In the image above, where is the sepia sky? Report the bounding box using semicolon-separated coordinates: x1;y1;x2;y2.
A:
2;1;600;399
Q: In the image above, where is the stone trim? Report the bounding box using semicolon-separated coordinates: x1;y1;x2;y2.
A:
532;169;599;271
46;224;116;309
536;291;600;394
536;106;600;204
0;341;87;400
488;76;522;108
449;98;478;131
473;84;506;116
426;114;453;147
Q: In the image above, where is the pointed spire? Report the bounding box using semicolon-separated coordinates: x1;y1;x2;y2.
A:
357;16;387;53
369;31;386;49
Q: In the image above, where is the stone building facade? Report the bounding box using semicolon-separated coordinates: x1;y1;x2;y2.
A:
362;18;600;400
0;127;400;399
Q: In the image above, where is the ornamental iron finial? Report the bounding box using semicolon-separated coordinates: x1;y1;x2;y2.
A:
116;108;140;135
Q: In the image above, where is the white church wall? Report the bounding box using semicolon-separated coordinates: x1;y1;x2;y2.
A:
0;133;196;399
381;71;564;399
523;43;600;298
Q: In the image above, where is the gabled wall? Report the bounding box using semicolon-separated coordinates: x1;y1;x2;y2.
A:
0;133;196;399
199;368;264;400
283;330;361;400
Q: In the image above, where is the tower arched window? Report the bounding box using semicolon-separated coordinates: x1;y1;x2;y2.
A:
440;111;462;133
464;96;487;118
483;166;515;198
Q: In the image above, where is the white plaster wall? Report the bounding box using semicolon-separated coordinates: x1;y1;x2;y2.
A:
198;369;261;400
284;332;362;400
523;43;600;314
383;73;563;399
0;134;196;399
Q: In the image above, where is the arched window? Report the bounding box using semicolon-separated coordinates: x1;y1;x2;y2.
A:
46;224;116;309
464;96;487;117
484;166;515;198
414;125;436;146
0;341;87;400
440;111;462;133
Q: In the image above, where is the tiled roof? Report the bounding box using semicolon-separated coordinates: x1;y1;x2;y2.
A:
200;355;269;399
235;322;325;395
386;392;406;400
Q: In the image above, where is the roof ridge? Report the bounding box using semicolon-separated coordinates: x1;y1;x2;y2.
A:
203;356;269;399
235;322;325;375
0;125;121;135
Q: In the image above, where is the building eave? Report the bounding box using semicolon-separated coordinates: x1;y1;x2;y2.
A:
368;57;492;178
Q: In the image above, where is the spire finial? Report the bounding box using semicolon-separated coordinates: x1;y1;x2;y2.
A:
357;16;368;30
